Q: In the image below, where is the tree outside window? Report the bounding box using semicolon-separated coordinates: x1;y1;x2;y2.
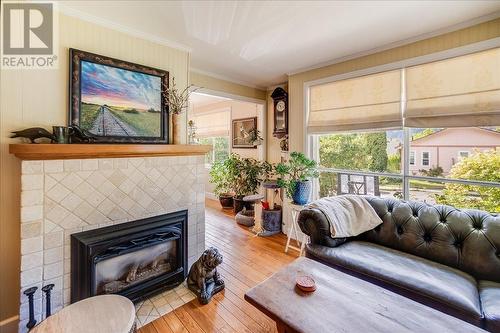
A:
199;137;229;166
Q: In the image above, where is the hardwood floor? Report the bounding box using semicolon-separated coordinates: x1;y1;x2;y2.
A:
138;199;299;333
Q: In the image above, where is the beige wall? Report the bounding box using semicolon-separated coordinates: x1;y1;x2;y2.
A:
287;18;500;153
0;13;189;327
190;72;267;101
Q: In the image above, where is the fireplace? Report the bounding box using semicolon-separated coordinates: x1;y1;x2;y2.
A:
71;210;187;303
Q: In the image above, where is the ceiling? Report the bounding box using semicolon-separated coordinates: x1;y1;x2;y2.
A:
60;1;500;89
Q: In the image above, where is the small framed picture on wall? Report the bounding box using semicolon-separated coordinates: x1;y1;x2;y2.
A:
232;117;257;149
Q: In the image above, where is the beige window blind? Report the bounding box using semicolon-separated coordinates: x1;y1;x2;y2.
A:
308;70;402;133
191;108;230;138
405;47;500;127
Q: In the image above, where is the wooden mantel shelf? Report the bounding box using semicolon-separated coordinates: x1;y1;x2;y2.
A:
9;144;212;160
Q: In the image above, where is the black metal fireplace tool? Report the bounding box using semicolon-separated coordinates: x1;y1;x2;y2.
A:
23;283;55;330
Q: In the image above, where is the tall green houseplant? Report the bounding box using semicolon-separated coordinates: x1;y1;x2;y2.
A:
275;152;319;205
225;154;272;212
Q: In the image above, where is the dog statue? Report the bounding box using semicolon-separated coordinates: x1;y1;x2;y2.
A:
187;247;224;304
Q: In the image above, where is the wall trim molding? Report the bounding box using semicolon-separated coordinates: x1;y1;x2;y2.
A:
190;68;267;91
0;315;18;333
191;87;267;105
205;192;218;201
58;4;192;53
266;82;288;92
288;12;500;76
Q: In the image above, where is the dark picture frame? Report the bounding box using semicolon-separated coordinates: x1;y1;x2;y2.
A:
232;117;257;149
69;48;169;143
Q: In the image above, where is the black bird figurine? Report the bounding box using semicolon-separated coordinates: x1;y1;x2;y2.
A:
10;127;55;143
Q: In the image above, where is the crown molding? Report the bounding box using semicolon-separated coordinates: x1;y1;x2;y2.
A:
57;4;192;53
190;67;267;91
267;82;288;92
288;11;500;76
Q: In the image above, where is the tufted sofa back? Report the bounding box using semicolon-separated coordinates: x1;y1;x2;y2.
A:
360;196;500;282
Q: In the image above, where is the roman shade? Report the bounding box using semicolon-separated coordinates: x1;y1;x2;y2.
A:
308;70;402;133
405;47;500;127
191;108;230;138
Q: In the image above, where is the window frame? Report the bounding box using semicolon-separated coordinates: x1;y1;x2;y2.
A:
409;151;416;166
421;151;430;166
311;133;500;203
199;136;230;168
305;41;500;206
458;151;470;160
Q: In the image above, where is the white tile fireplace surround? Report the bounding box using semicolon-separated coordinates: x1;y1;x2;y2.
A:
18;155;207;331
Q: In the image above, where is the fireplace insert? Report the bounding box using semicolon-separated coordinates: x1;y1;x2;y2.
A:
71;210;187;303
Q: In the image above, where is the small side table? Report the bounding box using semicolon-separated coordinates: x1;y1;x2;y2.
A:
30;295;136;333
285;204;309;256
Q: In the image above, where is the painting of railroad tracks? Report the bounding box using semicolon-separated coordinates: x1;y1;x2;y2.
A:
79;60;162;138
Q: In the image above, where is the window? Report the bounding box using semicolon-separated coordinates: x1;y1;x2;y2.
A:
458;151;469;160
314;128;500;212
317;129;403;200
198;136;229;166
421;152;430;166
310;48;500;213
409;151;415;165
408;127;499;211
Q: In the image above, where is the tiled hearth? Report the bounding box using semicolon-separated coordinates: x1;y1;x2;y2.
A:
135;281;196;326
18;156;206;332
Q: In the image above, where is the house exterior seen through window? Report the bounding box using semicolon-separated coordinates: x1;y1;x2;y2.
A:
421;152;430;166
409;151;415;165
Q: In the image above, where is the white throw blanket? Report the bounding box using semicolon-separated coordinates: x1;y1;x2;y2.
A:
307;195;382;238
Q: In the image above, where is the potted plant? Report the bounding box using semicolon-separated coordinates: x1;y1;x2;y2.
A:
275;152;319;205
226;154;272;213
209;160;233;209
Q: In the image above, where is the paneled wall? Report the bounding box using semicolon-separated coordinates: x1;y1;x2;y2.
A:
0;13;189;327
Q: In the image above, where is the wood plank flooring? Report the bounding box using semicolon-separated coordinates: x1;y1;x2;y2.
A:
138;199;299;333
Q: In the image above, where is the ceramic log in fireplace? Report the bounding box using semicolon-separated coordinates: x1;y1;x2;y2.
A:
71;210;187;303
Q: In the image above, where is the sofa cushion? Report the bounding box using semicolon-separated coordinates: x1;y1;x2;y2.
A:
480;280;500;333
306;241;482;324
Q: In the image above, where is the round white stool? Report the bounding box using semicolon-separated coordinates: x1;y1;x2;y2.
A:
31;295;136;333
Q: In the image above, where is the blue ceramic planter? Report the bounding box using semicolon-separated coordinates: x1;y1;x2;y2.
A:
292;180;311;205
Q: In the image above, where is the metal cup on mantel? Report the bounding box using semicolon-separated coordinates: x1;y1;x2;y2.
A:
52;126;70;144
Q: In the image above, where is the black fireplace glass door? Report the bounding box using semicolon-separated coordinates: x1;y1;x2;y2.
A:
93;240;177;295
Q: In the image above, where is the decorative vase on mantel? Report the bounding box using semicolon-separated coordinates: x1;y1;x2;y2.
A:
163;77;199;145
170;113;183;144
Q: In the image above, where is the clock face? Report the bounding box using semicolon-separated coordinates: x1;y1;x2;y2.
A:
276;100;286;112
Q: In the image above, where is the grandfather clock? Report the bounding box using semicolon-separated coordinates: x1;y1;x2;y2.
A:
271;87;288;138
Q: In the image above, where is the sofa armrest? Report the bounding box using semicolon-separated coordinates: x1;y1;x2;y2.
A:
297;208;347;248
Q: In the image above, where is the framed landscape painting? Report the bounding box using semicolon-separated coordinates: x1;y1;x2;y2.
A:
232;117;257;149
69;49;169;143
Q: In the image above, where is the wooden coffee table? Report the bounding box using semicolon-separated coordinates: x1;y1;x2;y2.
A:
244;257;486;333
